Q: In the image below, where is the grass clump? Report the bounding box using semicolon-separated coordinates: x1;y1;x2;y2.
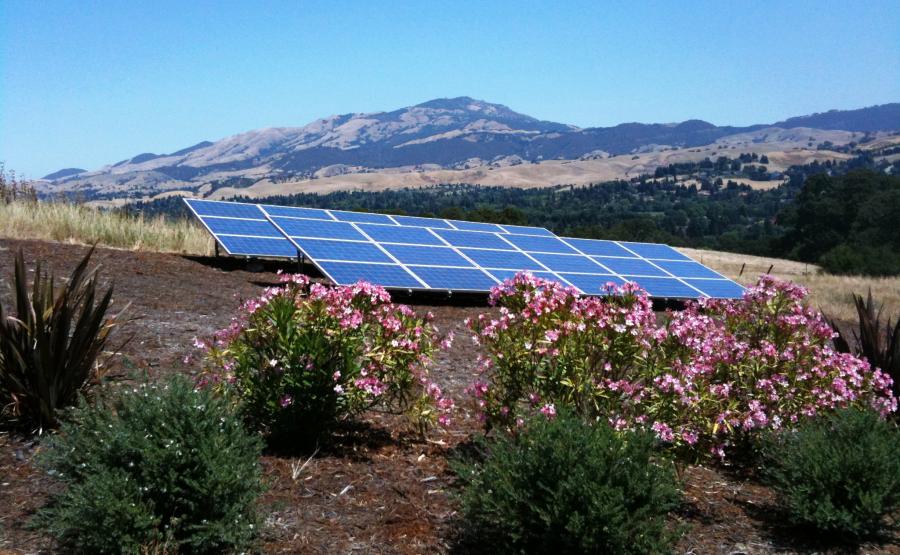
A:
452;411;682;554
33;375;264;554
0;248;118;431
763;408;900;542
0;199;212;255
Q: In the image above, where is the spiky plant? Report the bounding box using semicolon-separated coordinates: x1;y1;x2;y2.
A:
828;290;900;398
0;247;118;431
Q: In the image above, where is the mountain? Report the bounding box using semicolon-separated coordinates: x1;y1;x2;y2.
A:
41;167;87;180
38;98;900;199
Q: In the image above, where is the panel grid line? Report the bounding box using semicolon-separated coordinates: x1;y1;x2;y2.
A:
612;241;708;299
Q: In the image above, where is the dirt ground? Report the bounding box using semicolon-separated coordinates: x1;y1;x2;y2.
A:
1;238;897;554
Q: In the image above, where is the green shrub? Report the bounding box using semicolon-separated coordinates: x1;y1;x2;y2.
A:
33;375;263;554
0;247;119;431
763;408;900;541
452;412;682;554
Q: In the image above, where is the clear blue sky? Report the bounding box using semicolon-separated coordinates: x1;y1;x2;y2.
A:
2;0;898;178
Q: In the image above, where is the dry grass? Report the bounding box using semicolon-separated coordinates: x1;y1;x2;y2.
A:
680;247;900;321
0;200;213;255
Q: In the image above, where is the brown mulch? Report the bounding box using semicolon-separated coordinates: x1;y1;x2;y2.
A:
1;238;898;554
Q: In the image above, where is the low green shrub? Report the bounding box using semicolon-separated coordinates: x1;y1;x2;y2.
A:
33;375;263;554
452;411;682;554
763;408;900;541
0;247;119;431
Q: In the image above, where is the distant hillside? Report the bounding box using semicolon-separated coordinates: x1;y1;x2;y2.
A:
37;98;900;200
41;167;86;180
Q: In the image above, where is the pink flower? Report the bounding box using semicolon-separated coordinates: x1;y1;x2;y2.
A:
280;395;293;408
539;403;557;418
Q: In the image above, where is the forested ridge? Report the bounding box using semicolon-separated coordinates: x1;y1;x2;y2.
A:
133;154;900;276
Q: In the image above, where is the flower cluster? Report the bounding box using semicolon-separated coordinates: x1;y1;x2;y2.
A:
468;272;896;461
199;273;453;442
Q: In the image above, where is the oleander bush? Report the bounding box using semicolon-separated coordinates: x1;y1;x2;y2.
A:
0;247;119;432
763;408;900;541
200;273;453;445
467;273;897;461
452;411;682;554
33;375;263;554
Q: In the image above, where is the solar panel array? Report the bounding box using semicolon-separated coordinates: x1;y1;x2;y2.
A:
184;198;745;299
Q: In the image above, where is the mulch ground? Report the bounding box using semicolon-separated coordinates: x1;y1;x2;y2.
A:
1;238;897;554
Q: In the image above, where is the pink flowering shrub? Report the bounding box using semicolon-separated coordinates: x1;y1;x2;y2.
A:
200;274;453;444
468;273;896;461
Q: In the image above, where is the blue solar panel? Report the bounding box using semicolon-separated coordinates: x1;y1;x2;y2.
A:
562;238;636;258
358;224;443;245
382;245;472;267
318;262;422;288
330;211;395;224
217;235;296;257
201;217;283;238
272;217;365;241
626;277;700;298
619;242;691;261
685;279;745;299
593;257;669;277
460;249;545;270
559;273;625;295
655;260;724;279
499;224;557;237
487;269;564;283
293;239;392;263
503;235;578;254
184;199;744;298
408;266;498;290
449;220;506;233
392;215;454;229
261;205;333;220
434;229;513;250
186;199;264;219
531;253;607;273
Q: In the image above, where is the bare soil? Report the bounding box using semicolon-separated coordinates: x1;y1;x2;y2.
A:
1;239;897;554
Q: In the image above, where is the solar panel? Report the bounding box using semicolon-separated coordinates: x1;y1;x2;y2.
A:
382;245;473;267
272;217;366;241
408;266;498;290
626;277;701;298
185;199;296;258
183;198;746;299
217;235;297;257
559;273;626;294
593;257;669;277
562;238;636;258
531;253;606;273
502;234;579;254
618;242;692;261
684;278;746;298
357;224;444;246
318;261;423;288
202;217;284;238
460;249;545;270
487;269;563;283
330;210;395;225
433;229;513;250
392;215;455;229
448;220;505;233
261;205;333;220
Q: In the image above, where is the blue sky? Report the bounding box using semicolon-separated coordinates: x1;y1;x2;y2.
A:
2;1;898;178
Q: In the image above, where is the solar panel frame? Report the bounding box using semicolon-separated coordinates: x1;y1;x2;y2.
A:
184;199;297;259
185;199;745;298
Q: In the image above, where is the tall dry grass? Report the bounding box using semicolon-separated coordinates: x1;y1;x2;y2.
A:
0;200;213;255
680;247;900;321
